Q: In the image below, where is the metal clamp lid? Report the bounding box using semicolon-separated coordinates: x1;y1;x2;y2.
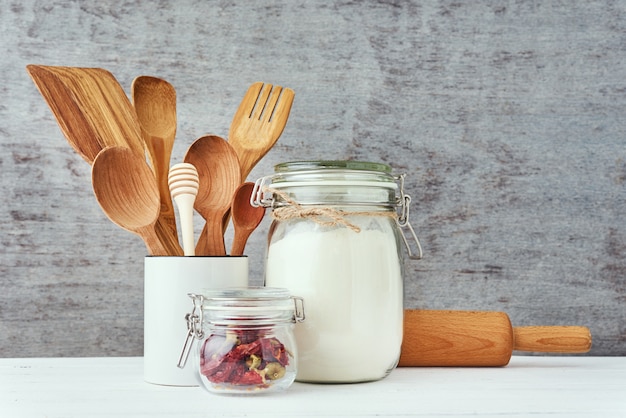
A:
252;172;423;261
177;291;305;369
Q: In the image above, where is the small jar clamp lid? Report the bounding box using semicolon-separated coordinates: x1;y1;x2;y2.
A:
199;286;305;326
177;287;304;369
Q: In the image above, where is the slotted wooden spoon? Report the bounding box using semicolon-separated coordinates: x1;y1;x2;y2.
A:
92;146;169;256
183;135;241;256
228;82;295;181
131;76;179;248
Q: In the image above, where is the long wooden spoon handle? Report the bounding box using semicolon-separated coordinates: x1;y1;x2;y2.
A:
513;326;592;353
153;217;183;256
139;225;172;256
195;223;226;256
153;137;179;248
230;232;247;256
195;225;209;256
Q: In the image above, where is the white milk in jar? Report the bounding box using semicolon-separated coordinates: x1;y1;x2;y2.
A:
252;161;422;383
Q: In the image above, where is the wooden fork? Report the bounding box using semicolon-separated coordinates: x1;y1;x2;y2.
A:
228;82;295;182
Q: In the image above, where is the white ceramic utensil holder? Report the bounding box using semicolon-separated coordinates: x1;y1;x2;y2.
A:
144;256;248;386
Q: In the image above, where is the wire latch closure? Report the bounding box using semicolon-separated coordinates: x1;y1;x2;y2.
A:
177;293;204;369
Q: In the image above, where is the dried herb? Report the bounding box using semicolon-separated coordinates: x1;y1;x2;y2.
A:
200;330;290;388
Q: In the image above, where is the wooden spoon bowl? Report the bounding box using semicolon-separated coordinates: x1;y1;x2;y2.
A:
91;146;169;255
230;182;266;256
183;135;241;256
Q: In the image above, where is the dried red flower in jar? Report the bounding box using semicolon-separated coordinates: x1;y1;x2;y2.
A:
200;330;290;388
182;288;304;394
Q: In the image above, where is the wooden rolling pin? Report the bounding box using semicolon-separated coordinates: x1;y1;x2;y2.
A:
398;309;592;367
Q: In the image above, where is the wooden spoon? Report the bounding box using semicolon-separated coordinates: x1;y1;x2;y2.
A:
91;146;169;256
230;182;266;256
168;163;199;256
228;82;295;181
183;135;241;256
131;76;178;247
26;65;145;162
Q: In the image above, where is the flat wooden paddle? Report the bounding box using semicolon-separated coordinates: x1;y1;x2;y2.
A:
398;309;592;367
26;65;145;162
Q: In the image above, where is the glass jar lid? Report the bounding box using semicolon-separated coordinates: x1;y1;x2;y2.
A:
253;160;400;207
202;286;291;301
199;287;305;326
274;160;392;173
272;160;397;187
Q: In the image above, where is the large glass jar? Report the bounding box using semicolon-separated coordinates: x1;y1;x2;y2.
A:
252;161;421;383
179;287;305;395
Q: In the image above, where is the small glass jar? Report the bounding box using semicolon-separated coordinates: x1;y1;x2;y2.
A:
251;161;422;383
179;287;305;395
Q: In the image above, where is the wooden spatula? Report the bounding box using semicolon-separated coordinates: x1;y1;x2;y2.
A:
26;65;145;162
131;76;179;250
398;309;592;367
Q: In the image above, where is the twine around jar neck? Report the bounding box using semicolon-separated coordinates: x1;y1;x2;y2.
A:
264;187;398;233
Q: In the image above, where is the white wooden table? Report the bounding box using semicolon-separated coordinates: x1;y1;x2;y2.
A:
1;356;624;417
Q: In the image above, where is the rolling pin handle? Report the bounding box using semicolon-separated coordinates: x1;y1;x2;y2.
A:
513;326;592;353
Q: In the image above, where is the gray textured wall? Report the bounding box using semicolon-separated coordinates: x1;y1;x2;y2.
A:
1;0;624;357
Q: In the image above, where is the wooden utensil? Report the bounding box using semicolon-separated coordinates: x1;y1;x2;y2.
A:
168;163;199;256
183;135;241;256
230;182;266;256
91;146;169;256
228;82;295;181
131;76;179;247
398;309;592;367
26;65;145;162
27;65;182;256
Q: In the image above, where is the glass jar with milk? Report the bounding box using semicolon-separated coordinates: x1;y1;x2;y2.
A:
252;161;422;383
